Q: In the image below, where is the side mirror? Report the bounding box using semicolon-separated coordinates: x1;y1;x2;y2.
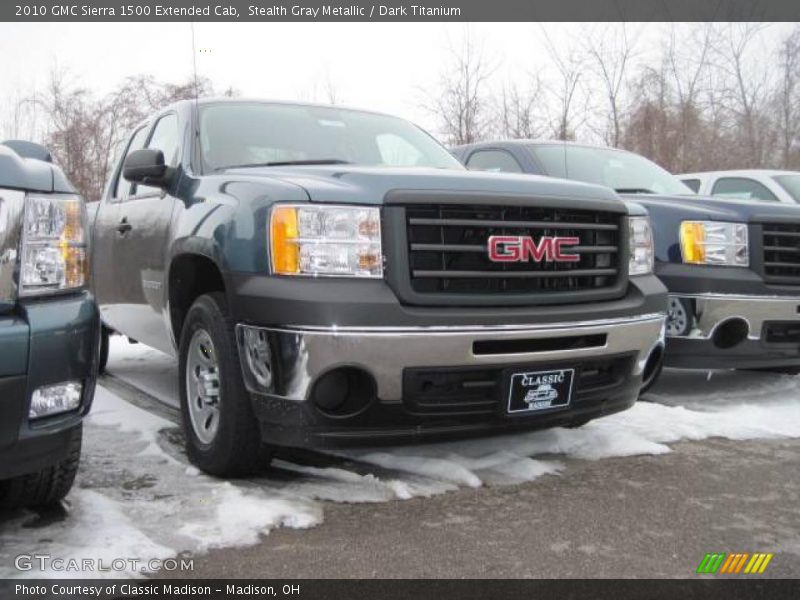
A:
1;140;52;163
123;148;170;187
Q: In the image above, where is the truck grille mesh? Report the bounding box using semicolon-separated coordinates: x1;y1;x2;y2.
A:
762;223;800;286
405;204;622;295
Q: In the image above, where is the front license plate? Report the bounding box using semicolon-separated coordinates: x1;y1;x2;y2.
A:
506;368;575;414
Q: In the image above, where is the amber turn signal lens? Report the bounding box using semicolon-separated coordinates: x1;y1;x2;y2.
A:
270;206;300;275
680;221;706;264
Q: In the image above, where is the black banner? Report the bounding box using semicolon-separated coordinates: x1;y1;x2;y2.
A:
3;0;800;22
2;579;799;600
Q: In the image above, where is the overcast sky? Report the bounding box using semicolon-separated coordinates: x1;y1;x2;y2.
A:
0;22;792;139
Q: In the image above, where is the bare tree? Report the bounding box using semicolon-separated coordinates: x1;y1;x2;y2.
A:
498;77;545;139
25;70;219;200
776;26;800;168
666;23;719;171
299;69;342;105
424;30;494;145
582;23;639;147
542;28;587;141
714;23;774;167
621;63;677;169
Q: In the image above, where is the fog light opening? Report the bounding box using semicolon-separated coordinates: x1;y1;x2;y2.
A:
311;367;375;418
712;318;750;350
29;381;83;419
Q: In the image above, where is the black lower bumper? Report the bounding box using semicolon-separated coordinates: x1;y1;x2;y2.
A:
661;291;800;370
664;337;800;370
251;353;641;449
0;416;83;481
0;292;98;481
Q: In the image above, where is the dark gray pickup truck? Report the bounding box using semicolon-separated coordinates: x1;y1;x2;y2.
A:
91;99;666;477
0;141;98;509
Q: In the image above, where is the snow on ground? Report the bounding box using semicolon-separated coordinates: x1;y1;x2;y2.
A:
2;337;800;578
103;336;179;408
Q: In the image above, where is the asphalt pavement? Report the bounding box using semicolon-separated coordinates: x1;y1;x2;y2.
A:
151;435;800;578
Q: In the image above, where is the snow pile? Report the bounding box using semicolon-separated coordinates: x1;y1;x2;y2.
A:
0;388;322;579
340;378;800;480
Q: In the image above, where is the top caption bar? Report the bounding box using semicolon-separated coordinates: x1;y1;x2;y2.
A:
4;0;800;22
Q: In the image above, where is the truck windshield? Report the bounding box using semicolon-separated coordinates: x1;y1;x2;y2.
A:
773;174;800;202
527;144;694;195
199;103;463;172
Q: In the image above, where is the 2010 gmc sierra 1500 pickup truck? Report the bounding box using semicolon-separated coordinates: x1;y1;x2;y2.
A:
0;140;98;508
91;100;666;477
454;141;800;378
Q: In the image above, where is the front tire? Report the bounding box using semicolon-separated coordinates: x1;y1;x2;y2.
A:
639;358;664;395
0;426;82;510
179;293;268;477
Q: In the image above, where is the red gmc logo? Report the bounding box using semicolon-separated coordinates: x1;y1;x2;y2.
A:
487;235;581;263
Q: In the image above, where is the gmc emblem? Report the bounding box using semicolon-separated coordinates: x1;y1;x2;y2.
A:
487;235;581;263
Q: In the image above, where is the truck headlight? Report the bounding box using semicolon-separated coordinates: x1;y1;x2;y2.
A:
628;216;654;276
20;194;87;295
680;221;748;267
270;204;383;278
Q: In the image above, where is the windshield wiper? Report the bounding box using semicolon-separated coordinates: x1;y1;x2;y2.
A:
615;187;656;194
218;159;351;170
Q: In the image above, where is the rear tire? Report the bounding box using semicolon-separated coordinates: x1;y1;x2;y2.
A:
178;293;270;477
0;425;82;510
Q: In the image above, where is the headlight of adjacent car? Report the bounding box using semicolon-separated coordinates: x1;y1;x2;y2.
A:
628;216;654;276
20;194;87;296
680;221;748;267
270;204;383;278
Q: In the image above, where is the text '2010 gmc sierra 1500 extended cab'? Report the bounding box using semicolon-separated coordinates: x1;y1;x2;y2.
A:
91;100;666;477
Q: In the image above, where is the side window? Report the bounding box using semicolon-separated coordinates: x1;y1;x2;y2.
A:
681;178;701;193
133;114;180;198
466;149;523;173
711;177;778;202
112;127;149;201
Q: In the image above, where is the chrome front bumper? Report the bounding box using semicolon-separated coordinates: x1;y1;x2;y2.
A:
668;293;800;340
236;313;666;402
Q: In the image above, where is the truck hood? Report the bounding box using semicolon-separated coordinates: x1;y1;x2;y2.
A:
223;164;626;208
620;192;800;222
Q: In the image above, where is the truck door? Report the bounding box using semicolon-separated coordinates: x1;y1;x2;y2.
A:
94;126;148;336
111;113;180;355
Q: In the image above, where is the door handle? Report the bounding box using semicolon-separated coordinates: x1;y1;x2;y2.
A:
116;218;132;234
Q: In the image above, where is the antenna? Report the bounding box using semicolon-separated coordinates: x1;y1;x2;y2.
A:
190;22;204;173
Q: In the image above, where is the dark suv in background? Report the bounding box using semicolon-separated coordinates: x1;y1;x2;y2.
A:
454;141;800;378
0;141;98;509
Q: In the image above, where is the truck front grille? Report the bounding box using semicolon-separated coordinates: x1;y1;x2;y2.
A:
762;223;800;285
405;204;623;297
